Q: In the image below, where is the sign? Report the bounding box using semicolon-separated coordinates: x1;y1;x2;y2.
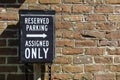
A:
19;10;55;63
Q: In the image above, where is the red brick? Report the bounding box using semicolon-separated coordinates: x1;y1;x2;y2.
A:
63;48;83;55
64;0;83;3
86;14;106;21
110;65;120;72
28;4;49;10
106;31;120;39
74;22;94;30
86;48;105;55
114;57;120;63
85;65;106;72
56;22;72;29
99;39;117;46
0;13;18;21
95;5;113;13
56;30;62;38
75;40;96;47
96;22;115;30
62;65;83;73
63;30;82;39
106;48;120;55
52;73;72;80
39;0;60;4
73;5;92;13
56;39;74;47
0;22;6;29
106;0;120;4
94;56;113;64
94;73;116;80
114;6;120;13
54;56;72;64
82;31;105;39
61;5;71;12
108;15;120;21
62;14;82;21
74;73;93;80
73;56;93;64
51;65;61;73
51;5;62;12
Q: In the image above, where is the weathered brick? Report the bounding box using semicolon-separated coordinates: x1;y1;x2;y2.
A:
51;65;61;73
0;13;18;21
52;73;72;80
63;0;83;3
85;65;106;72
39;0;60;4
74;73;93;80
82;31;105;39
56;39;74;47
86;14;106;21
28;4;49;10
62;65;83;73
96;22;115;30
74;22;94;30
54;56;72;64
106;0;120;4
62;14;82;21
116;73;120;80
63;30;82;39
94;56;113;64
75;40;96;47
56;22;72;29
94;73;116;80
106;31;120;39
63;48;83;55
110;65;120;72
95;5;113;13
107;48;120;55
114;57;120;63
73;56;93;64
99;39;117;46
51;4;71;12
108;15;120;21
73;5;92;13
86;48;105;55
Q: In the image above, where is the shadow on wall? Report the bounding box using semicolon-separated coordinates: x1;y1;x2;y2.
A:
0;0;34;80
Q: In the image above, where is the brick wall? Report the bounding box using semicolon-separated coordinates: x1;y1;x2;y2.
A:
1;0;120;80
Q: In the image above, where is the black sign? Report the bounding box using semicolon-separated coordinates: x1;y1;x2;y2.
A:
19;10;55;63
